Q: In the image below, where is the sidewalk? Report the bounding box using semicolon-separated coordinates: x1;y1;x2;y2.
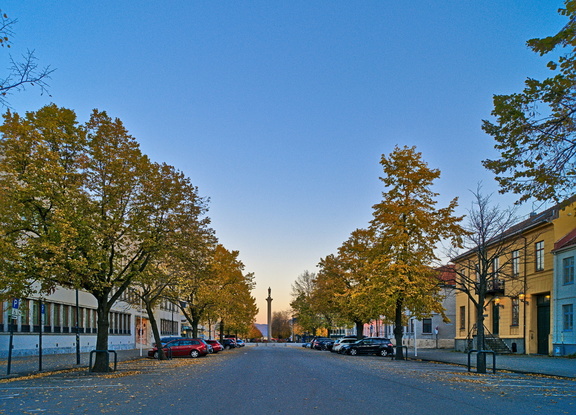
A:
409;348;576;378
0;348;147;379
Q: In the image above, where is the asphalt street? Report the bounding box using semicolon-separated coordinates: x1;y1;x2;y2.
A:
1;346;575;414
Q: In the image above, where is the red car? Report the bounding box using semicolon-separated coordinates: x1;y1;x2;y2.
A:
148;338;209;359
206;339;224;353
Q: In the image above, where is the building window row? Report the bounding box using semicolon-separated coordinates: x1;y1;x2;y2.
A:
0;300;130;335
160;298;177;312
160;318;179;335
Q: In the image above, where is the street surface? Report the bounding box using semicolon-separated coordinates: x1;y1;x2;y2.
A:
1;345;575;414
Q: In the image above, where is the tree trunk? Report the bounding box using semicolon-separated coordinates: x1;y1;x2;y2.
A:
355;321;364;339
146;301;167;360
394;298;404;360
93;298;112;372
476;296;487;373
191;319;199;338
219;320;225;342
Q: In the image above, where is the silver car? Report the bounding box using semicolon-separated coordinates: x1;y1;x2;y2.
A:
332;338;358;353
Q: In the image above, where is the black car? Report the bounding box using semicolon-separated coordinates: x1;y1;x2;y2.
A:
222;338;237;349
340;337;394;356
318;339;335;351
310;337;332;350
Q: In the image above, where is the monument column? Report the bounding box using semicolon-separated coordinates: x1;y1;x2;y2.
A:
266;287;273;341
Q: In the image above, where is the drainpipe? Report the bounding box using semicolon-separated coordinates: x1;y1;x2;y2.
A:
522;236;528;354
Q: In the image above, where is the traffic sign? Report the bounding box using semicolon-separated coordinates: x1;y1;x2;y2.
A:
12;298;19;309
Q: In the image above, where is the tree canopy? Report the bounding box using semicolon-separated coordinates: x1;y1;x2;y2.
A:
0;104;237;371
482;1;576;203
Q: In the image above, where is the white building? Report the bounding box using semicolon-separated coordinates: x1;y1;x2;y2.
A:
0;286;184;357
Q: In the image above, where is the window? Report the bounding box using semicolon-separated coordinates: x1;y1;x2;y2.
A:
512;250;520;277
563;304;573;331
43;302;51;329
32;300;41;332
563;256;575;285
535;241;544;271
459;306;466;330
63;304;70;333
422;318;432;334
53;303;61;332
492;257;500;278
511;298;519;326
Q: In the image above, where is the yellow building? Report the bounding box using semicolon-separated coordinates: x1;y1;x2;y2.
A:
454;197;576;355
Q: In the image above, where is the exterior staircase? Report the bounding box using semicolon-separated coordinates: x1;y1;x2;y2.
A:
484;333;513;354
466;324;513;354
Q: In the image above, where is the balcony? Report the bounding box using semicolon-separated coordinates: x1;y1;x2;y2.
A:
487;278;505;294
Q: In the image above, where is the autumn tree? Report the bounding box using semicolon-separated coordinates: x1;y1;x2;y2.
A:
316;228;380;338
0;105;210;371
220;280;258;338
271;310;292;340
482;1;576;204
168;243;219;339
129;163;214;359
0;10;54;107
290;271;323;336
0;105;86;300
129;261;176;360
170;244;256;339
369;146;464;359
213;247;257;338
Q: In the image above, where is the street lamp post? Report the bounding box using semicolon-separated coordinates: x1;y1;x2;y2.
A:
75;289;80;365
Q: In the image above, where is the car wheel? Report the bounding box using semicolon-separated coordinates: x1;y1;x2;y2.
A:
379;349;388;357
190;350;200;358
153;351;159;359
349;348;357;356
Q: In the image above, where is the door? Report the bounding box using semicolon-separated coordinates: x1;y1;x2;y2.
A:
492;303;500;335
536;294;551;355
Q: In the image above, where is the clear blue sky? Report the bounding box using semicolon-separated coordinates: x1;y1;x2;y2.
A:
2;1;566;323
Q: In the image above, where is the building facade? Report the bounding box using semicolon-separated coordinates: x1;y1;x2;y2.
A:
552;229;576;356
454;197;576;355
0;287;184;357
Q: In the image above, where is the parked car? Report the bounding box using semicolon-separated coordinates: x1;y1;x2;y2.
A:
332;338;358;353
236;339;246;347
206;339;223;353
320;339;335;351
148;338;209;359
340;337;394;356
310;337;332;350
222;338;237;350
158;336;185;346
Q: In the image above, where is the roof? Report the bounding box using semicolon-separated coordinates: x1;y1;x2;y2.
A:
453;195;576;261
554;228;576;252
435;264;456;286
